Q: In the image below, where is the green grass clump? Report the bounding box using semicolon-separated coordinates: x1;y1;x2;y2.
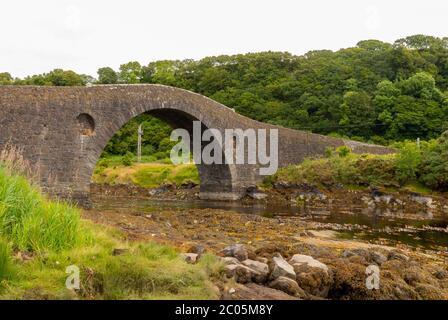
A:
121;151;135;166
132;166;171;188
95;155;171;173
169;165;199;186
0;238;13;281
88;245;219;299
2;222;221;300
0;162;220;300
132;164;199;188
0;167;82;252
93;160;199;189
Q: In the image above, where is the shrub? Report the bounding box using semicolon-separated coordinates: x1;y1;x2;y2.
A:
94;158;110;174
274;152;399;189
394;141;422;184
331;155;359;185
369;135;389;146
355;156;398;187
419;132;448;190
272;131;448;192
276;158;336;186
336;146;352;157
122;151;134;166
158;137;176;154
324;147;334;158
141;145;155;156
96;158;110;169
152;151;169;160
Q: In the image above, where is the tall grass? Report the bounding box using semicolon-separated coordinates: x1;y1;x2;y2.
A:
0;146;220;299
0;146;83;253
93;161;199;188
0;238;13;281
132;164;199;188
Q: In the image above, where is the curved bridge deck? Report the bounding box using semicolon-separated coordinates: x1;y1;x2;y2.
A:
0;85;393;205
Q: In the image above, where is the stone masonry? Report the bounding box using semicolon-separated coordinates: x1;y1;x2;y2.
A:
0;85;393;206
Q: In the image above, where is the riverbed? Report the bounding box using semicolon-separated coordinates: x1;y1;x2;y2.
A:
90;194;448;252
82;185;448;299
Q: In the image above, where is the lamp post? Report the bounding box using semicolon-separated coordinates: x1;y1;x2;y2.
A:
137;124;143;163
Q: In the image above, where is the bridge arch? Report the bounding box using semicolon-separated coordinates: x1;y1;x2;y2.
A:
0;84;393;206
87;106;237;203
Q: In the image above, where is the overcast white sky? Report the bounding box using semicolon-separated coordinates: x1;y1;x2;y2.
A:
1;0;446;78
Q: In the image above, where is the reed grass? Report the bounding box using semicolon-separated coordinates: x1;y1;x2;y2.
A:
0;147;221;299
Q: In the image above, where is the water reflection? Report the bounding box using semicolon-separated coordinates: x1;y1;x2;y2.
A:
91;197;448;250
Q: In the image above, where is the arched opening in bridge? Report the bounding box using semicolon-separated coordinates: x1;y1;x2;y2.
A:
77;113;95;136
90;108;234;200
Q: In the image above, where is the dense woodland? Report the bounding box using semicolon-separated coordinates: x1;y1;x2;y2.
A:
2;34;448;155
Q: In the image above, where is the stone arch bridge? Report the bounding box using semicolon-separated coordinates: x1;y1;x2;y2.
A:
0;85;391;205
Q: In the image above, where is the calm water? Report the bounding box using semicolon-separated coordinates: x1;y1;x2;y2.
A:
92;197;448;251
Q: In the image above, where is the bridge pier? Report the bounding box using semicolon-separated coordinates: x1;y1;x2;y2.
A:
70;191;93;209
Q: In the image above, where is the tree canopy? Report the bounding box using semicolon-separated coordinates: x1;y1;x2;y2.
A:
3;34;448;148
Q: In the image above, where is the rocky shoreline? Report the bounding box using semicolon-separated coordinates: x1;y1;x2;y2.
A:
84;186;448;300
261;182;448;218
91;182;448;219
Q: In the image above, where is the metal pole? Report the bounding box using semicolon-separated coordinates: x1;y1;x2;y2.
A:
137;124;143;163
